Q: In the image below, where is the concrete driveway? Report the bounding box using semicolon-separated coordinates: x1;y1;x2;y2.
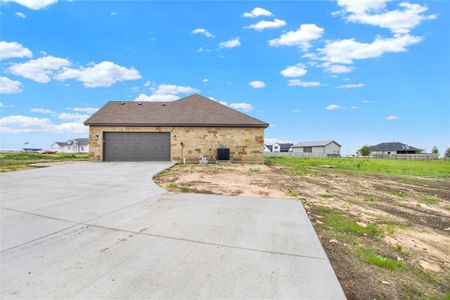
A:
1;162;345;299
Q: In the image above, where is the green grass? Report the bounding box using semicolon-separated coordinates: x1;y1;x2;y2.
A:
319;193;335;198
420;196;441;205
316;206;382;235
357;247;404;270
265;156;450;178
0;152;88;172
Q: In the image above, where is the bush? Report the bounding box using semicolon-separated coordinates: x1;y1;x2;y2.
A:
359;145;371;156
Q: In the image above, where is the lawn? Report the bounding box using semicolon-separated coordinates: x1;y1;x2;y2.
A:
0;152;88;172
265;156;450;177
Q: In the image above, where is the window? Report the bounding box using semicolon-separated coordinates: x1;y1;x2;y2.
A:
303;147;312;153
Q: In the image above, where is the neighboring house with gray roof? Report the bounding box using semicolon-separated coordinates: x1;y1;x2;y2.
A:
368;142;420;155
51;138;89;153
271;142;294;152
291;140;341;156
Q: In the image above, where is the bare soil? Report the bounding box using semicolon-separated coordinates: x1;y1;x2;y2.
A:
155;163;450;300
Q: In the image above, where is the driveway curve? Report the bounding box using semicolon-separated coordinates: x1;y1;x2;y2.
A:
1;162;345;299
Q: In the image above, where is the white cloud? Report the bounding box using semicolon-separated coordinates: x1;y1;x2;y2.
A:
72;107;98;114
0;41;32;60
288;79;321;87
326;104;342;110
219;37;240;49
55;61;141;87
229;103;254;112
362;99;372;104
16;12;26;18
320;34;422;65
219;101;254;112
211;97;254;112
321;63;353;74
153;84;198;95
249;80;265;88
0;114;88;134
265;137;293;144
268;24;324;49
134;94;180;102
197;47;212;53
30;108;54;114
192;28;214;38
337;83;364;89
337;0;436;34
57;112;90;122
281;64;307;77
144;80;151;87
351;105;358;109
246;19;286;31
110;11;117;16
2;0;57;10
243;7;273;18
9;56;70;83
0;76;22;94
202;78;208;82
133;84;198;102
386;115;398;121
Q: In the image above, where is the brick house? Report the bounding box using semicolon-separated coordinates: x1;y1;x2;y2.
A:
84;94;269;163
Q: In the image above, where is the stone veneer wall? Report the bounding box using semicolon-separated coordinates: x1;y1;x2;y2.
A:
88;126;265;163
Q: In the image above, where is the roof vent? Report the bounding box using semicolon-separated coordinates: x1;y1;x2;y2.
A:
138;102;143;105
161;103;166;106
120;102;125;105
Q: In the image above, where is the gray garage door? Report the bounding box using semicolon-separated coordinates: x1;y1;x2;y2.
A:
103;132;170;161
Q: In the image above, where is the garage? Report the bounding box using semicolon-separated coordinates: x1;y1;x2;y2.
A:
103;132;170;161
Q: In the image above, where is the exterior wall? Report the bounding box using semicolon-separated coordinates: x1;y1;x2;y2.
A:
51;144;89;153
88;126;265;163
292;143;341;155
292;146;325;153
324;142;340;155
272;143;280;152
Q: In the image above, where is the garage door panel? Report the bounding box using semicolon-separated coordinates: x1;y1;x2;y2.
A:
104;132;170;161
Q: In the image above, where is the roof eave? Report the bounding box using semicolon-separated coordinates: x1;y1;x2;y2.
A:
84;122;269;128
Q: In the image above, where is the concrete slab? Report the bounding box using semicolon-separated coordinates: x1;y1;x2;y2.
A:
1;162;172;251
0;162;345;299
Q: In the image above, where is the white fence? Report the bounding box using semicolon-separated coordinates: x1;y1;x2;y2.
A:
372;153;438;160
264;152;330;158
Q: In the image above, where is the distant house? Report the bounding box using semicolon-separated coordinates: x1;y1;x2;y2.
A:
291;140;341;156
271;142;294;152
22;148;42;153
368;142;420;155
51;138;89;153
264;145;272;152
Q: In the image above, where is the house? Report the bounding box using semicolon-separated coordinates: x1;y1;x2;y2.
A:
263;145;272;152
84;94;269;163
22;148;42;153
291;140;341;156
51;138;89;153
271;142;294;152
368;142;420;155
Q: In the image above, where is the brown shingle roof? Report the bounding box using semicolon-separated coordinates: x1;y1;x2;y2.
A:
84;94;269;128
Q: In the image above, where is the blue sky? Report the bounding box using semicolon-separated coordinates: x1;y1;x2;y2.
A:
1;0;449;155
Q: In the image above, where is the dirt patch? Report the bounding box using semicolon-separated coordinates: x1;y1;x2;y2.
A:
155;163;450;299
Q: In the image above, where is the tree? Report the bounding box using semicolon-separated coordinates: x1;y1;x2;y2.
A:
431;146;439;155
445;147;450;158
359;145;371;156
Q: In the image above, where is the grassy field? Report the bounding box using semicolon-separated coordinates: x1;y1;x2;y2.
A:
0;152;88;172
155;158;450;300
266;156;450;177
